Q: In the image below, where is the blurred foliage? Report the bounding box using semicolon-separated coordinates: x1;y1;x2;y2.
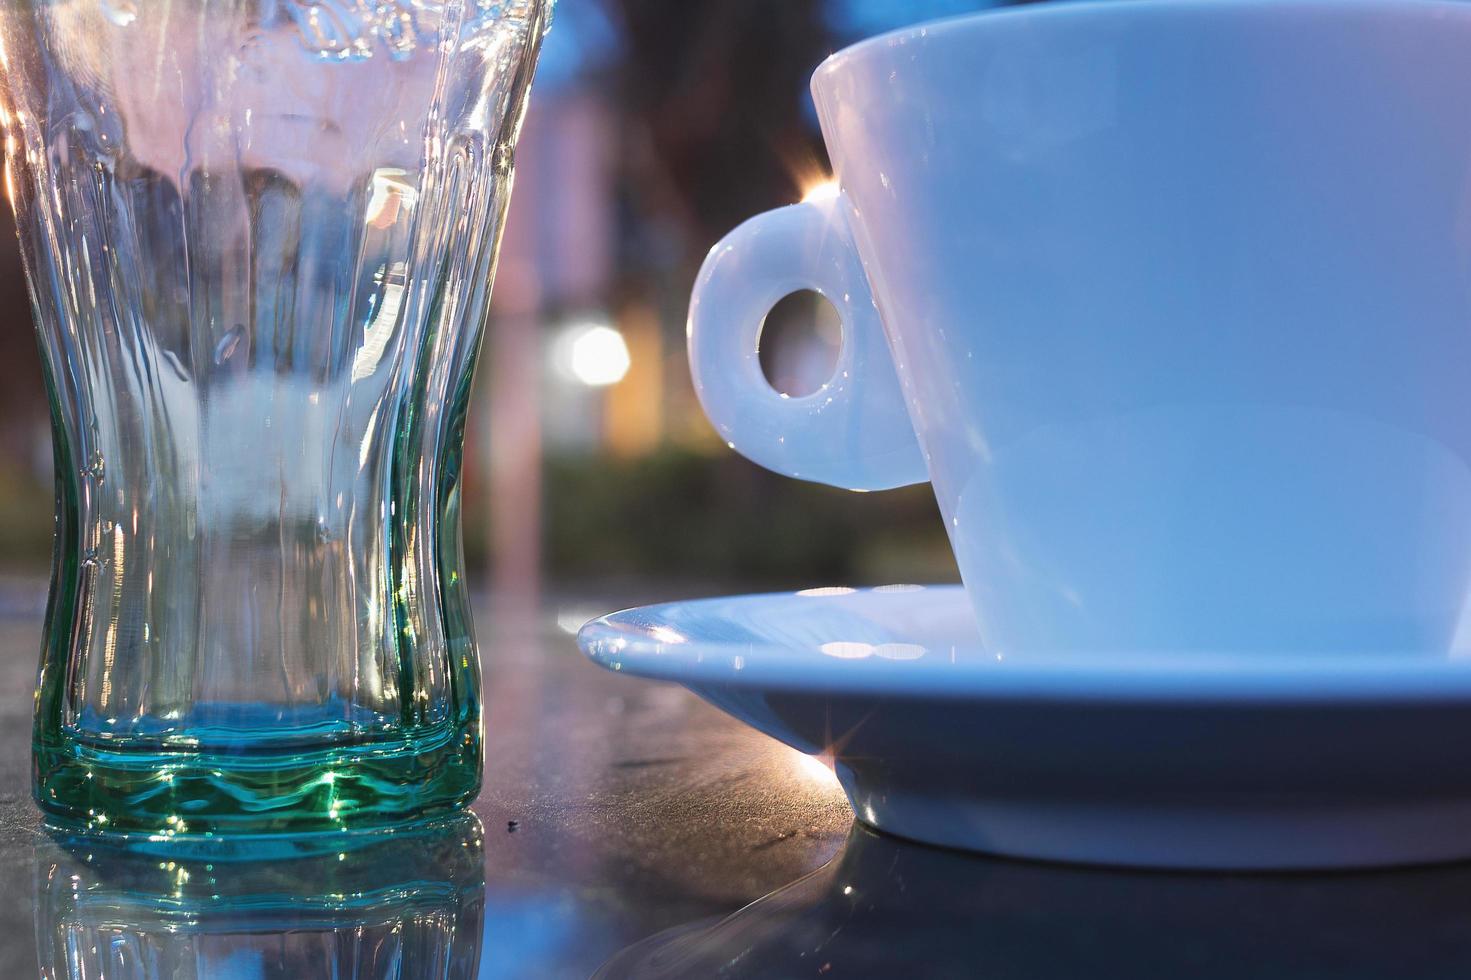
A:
0;448;960;589
543;448;957;588
0;462;51;571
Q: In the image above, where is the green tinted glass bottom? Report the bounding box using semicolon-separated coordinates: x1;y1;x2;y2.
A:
34;721;481;840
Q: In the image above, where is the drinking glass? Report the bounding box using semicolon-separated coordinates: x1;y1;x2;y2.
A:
0;0;552;836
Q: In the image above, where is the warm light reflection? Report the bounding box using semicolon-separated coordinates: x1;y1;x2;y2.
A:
797;586;856;598
649;625;687;645
801;178;840;204
793;749;841;790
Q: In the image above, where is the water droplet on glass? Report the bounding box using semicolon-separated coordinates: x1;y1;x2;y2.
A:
213;325;245;365
82;451;105;484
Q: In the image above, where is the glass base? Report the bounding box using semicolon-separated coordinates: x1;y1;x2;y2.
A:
34;722;481;840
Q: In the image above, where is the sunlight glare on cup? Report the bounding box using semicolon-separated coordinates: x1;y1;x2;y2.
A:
793;749;841;790
801;178;840;204
820;640;875;659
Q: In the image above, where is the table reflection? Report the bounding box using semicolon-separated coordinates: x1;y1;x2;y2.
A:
598;822;1471;978
35;815;484;980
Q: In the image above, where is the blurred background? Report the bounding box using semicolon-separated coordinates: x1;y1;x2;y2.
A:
0;0;1042;603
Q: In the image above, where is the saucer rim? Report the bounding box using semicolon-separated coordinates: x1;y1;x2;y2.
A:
577;585;1471;704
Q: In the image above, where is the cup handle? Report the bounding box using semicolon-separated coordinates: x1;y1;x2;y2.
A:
687;195;928;491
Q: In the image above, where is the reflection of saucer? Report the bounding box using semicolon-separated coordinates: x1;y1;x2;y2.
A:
580;586;1471;869
596;822;1471;979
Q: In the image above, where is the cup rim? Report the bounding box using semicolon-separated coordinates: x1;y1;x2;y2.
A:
813;0;1471;88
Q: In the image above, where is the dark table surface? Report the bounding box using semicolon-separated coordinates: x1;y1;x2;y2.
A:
6;583;1471;978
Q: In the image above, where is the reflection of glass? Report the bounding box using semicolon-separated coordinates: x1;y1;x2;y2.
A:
38;814;485;980
598;822;1471;977
0;1;551;835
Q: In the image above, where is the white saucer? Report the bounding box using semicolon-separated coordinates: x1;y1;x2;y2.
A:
578;585;1471;870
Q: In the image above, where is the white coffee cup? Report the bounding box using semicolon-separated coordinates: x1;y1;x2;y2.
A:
689;0;1471;656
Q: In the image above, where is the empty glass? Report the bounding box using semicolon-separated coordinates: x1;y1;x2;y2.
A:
0;0;551;836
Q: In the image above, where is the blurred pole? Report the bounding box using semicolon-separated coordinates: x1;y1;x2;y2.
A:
486;300;543;608
484;89;615;604
485;115;546;609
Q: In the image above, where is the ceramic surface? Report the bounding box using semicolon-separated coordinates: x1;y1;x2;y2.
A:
688;0;1471;658
580;587;1471;869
